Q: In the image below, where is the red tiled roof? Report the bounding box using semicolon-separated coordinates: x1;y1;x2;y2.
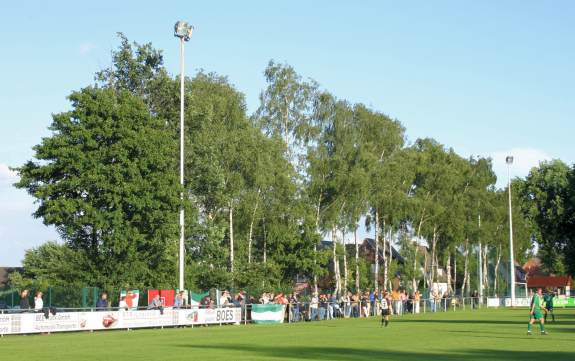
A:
527;276;572;288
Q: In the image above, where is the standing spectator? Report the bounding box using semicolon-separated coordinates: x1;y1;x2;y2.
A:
147;294;164;315
19;290;30;311
351;293;360;318
431;288;439;312
34;291;44;311
220;291;231;307
401;290;408;315
327;293;336;320
392;289;401;315
434;289;442;312
173;291;186;309
96;292;109;310
259;293;270;305
275;293;288;305
369;290;375;316
330;293;340;318
232;292;244;308
288;293;300;322
471;290;479;309
310;293;319;321
342;292;351;318
200;295;212;309
361;292;370;317
414;290;421;314
319;294;328;320
442;291;449;311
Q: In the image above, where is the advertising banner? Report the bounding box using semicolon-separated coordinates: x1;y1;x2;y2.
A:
0;307;241;336
486;298;500;307
251;304;285;324
504;297;530;307
120;290;140;310
553;296;575;308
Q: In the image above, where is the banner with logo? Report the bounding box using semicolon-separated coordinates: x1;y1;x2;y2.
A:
251;304;285;324
0;307;241;335
120;290;140;310
486;298;500;307
553;296;575;308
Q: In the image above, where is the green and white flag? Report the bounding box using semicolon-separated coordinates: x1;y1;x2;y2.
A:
190;291;209;307
251;304;286;324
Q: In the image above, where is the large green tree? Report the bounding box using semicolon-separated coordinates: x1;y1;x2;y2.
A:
16;87;181;290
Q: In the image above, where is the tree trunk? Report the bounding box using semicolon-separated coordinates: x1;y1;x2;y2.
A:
446;251;452;294
342;229;348;294
313;194;322;295
374;208;380;293
412;242;418;292
355;228;360;292
263;220;267;264
430;226;437;289
332;228;341;297
388;229;393;290
483;244;489;297
383;219;388;292
229;205;234;273
494;244;502;296
461;239;469;297
247;190;260;264
453;251;457;295
424;249;429;290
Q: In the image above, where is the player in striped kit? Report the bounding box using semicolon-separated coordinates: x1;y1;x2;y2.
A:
380;291;391;327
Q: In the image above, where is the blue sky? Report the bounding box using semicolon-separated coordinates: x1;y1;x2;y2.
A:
1;1;573;265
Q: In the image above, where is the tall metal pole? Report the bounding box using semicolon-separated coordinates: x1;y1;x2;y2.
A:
507;158;515;306
478;212;483;302
178;36;185;291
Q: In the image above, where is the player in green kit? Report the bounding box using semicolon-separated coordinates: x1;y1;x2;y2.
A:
527;288;547;335
543;290;555;323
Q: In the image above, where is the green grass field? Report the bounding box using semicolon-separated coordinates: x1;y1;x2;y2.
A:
2;308;574;360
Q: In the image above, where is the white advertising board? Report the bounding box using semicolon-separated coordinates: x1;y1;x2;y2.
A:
0;307;241;335
486;298;500;307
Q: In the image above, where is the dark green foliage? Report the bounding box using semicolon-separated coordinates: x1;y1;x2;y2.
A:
15;87;180;290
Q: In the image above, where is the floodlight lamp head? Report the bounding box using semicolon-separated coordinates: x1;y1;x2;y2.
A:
174;21;193;41
506;156;514;165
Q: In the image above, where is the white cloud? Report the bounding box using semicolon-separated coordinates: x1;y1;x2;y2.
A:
0;163;19;187
491;148;552;187
79;42;97;56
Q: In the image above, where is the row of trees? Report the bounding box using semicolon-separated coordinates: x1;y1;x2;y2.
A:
11;35;574;298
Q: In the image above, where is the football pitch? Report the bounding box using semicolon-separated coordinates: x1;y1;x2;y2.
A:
2;308;573;361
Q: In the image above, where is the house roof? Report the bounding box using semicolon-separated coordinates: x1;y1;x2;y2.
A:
319;238;405;264
0;267;22;288
527;276;573;288
363;238;405;264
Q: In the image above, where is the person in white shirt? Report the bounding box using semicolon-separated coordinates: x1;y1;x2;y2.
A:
220;291;230;307
34;291;44;311
310;293;319;321
259;293;270;305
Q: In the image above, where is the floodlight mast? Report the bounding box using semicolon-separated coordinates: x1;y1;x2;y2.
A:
506;156;515;306
174;21;193;292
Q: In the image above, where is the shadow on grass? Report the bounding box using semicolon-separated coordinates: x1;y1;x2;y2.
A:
177;344;575;361
397;318;575;326
447;332;575;341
